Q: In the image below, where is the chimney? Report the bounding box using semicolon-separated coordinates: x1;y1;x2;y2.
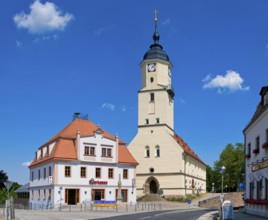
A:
73;112;80;121
115;134;119;163
76;129;81;160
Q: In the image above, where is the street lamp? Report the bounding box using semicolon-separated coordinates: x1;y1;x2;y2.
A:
220;166;226;194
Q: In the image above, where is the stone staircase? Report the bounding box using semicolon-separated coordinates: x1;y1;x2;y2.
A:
137;194;165;202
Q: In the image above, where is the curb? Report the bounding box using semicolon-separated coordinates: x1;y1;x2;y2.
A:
197;211;218;220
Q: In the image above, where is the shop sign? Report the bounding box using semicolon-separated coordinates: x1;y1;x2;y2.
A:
252;159;268;172
93;200;116;207
89;178;108;185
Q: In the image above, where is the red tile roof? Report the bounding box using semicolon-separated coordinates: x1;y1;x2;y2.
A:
173;133;206;165
29;119;137;167
119;143;138;165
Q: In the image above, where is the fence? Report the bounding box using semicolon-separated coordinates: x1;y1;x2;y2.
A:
13;201;163;213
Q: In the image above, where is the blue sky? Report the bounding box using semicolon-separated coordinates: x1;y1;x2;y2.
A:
1;0;268;184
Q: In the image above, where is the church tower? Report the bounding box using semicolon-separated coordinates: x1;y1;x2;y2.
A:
138;11;175;135
128;11;206;197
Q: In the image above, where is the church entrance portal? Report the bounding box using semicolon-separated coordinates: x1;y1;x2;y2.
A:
145;177;159;194
150;180;157;194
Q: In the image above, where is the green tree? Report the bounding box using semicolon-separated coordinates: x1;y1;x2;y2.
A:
211;143;244;192
0;182;21;204
0;170;8;189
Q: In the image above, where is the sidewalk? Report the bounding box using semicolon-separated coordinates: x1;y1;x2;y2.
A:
198;210;268;220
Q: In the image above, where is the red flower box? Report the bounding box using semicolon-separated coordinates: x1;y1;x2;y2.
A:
253;148;259;154
262;142;268;149
245;199;268;205
245;154;251;159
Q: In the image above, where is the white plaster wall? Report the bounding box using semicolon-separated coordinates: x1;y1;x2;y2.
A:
80;134;116;164
244;108;268;199
30;162;54;188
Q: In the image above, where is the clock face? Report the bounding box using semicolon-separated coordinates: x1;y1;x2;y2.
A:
148;63;156;72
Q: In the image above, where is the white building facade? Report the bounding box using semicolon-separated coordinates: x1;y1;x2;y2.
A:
29;116;138;209
244;86;268;217
128;15;206;197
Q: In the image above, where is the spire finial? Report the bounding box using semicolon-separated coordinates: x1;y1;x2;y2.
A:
154;9;158;33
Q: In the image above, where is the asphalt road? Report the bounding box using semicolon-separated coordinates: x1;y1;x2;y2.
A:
95;209;215;220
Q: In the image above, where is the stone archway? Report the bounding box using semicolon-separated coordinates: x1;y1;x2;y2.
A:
144;176;159;194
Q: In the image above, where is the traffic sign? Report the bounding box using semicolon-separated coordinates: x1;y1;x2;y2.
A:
187;199;192;204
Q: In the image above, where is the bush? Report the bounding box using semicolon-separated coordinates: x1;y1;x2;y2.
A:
164;194;196;202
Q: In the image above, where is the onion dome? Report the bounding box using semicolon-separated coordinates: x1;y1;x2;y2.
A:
143;10;170;62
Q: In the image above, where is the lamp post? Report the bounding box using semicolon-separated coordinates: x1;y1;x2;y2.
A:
225;185;228;193
212;182;214;193
220;166;225;194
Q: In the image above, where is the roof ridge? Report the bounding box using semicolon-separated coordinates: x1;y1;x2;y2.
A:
173;132;206;165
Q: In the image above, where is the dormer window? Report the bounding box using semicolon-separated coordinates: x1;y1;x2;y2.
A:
46;146;49;157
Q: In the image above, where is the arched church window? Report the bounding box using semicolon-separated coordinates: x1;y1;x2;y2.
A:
155;146;160;157
145;146;150;158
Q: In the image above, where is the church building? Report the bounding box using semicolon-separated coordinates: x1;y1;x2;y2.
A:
128;13;206;197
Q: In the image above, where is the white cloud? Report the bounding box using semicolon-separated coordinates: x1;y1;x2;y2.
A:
120;105;127;112
16;40;23;48
161;18;176;33
202;70;250;93
22;161;31;167
93;25;115;36
13;0;74;34
178;97;186;104
162;18;170;25
101;103;115;111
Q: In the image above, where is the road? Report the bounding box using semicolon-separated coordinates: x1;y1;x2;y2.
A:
94;209;216;220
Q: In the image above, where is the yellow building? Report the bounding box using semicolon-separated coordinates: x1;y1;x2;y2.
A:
128;14;206;197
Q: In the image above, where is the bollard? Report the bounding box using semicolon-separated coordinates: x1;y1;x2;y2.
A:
126;204;128;212
154;203;155;210
142;204;144;211
116;205;118;212
80;204;82;212
69;205;71;211
145;202;146;208
148;203;149;211
135;204;137;212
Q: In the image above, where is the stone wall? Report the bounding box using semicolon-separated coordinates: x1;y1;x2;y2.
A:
198;192;244;209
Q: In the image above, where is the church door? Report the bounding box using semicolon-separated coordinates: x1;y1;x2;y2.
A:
150;180;158;194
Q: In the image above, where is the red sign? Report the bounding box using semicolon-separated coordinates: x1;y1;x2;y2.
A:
89;178;108;185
